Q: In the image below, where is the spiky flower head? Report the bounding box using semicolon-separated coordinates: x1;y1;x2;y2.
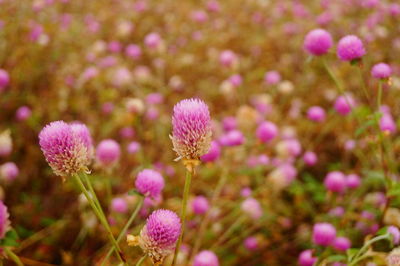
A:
135;169;165;198
39;121;93;177
127;209;181;265
171;98;212;163
0;200;10;239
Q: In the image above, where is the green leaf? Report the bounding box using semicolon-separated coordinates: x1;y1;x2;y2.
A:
0;229;20;247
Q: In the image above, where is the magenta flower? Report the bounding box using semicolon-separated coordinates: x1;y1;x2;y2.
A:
193;250;219;266
307;106;326;122
371;63;392;79
264;71;281;85
312;223;336;246
389;226;400;245
244;236;258;251
256;121;278;143
337;35;366;61
0;162;18;181
96;139;120;166
334;95;355;115
303;151;318;166
346;174;361;189
324;171;347;193
171;98;212;161
200;141;221;163
0;200;10;239
111;197;128;214
39;121;93;177
128;209;181;264
15;106;32;121
135;169;165;198
191;195;209;215
333;236;351;251
241;197;262;220
0;69;10;92
298;249;317;266
303;29;333;56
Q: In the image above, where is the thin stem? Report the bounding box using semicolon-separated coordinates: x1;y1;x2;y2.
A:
171;169;193;266
350;234;389;265
322;58;345;94
136;255;147;266
357;66;370;102
377;80;383;110
102;196;145;266
73;175;125;264
4;247;23;266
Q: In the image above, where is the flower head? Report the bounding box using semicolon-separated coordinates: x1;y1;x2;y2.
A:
127;209;181;264
0;130;12;157
256;121;278;143
0;69;10;92
312;222;336;246
303;29;333;56
298;250;317;266
191;195;209;215
193;250;219;266
337;35;366;61
171;98;212;162
0;200;10;239
371;63;392;79
39;121;93;177
96;139;120;166
0;162;18;181
324;171;346;193
135;169;165;198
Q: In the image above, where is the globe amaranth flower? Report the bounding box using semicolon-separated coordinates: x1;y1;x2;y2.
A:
312;222;336;246
193;250;219;266
127;209;181;265
95;139;120;166
0;200;10;239
303;29;333;56
200;141;221;163
371;63;392;79
298;249;317;266
171;98;212;164
324;171;346;193
337;35;366;61
191;195;209;215
256;121;278;143
0;162;18;181
39;121;93;177
135;169;165;198
241;197;262;220
333;236;351;251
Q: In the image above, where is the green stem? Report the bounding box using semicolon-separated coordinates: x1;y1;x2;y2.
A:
4;247;23;266
136;255;147;266
349;234;389;265
102;196;144;266
171;169;193;266
73;175;125;264
377;80;383;111
211;216;245;249
357;66;370;102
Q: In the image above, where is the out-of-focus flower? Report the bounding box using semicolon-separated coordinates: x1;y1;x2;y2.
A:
303;151;318;166
312;223;336;246
324;171;347;193
191;195;209;215
0;162;18;181
333;237;351;251
96;139;120;167
171;98;212;162
264;71;281;85
200;141;221;163
125;44;142;59
0;130;12;157
371;63;392;79
387;247;400;266
389;226;400;245
15;106;32;121
135;169;165;198
219;50;238;68
39;121;93;177
337;35;366;61
127;209;181;265
219;130;245;147
0;69;10;92
380;113;396;134
334;95;355;115
256;121;278;143
346;174;361;189
111;197;128;214
307;106;326;122
193;250;219;266
303;29;333;56
298;250;317;266
244;236;259;251
127;141;141;154
241;197;262;220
